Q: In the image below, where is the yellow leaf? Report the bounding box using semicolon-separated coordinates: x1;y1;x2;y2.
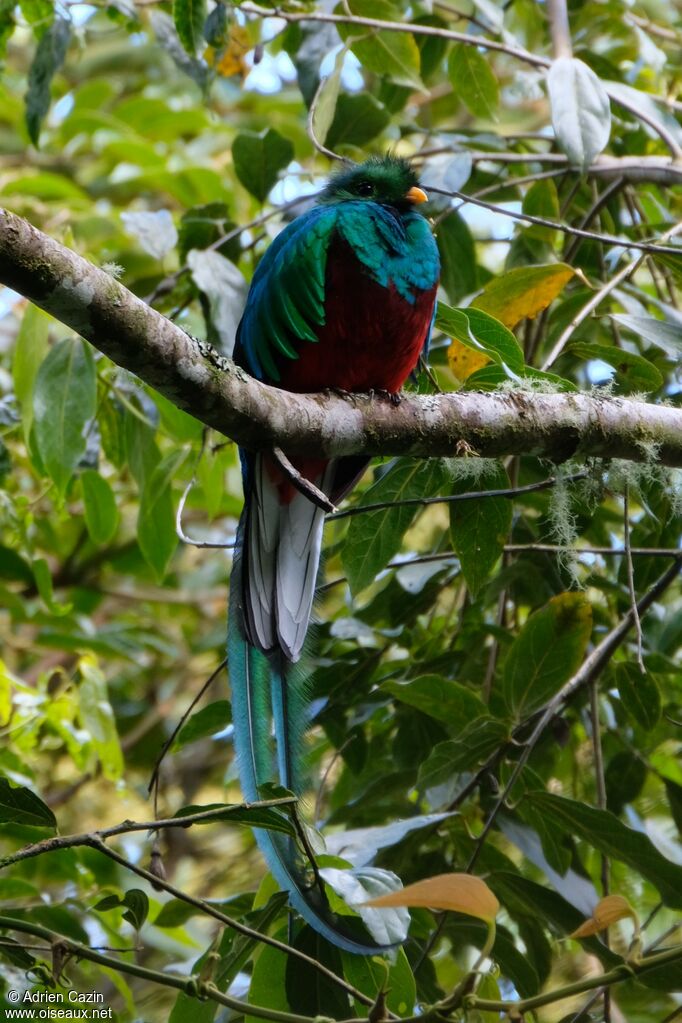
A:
570;895;638;938
364;872;499;922
205;25;250;78
447;338;491;381
472;263;575;329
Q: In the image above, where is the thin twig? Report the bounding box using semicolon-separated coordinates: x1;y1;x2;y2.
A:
147;658;228;799
541;218;682;368
329;471;588;521
239;3;549;68
1;799;296;866
623;485;645;672
306;72;348;164
272;447;337;513
458;943;682;1017
432;187;682;254
0;914;318;1023
176;467;236;550
317;543;681;595
0;838;375;1007
590;679;611;1021
548;0;572;58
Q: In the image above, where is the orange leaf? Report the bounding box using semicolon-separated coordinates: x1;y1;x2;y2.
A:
472;263;575;329
570;895;638;938
447;338;491;381
364;872;499;922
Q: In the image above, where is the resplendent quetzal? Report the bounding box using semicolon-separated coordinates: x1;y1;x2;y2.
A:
228;154;440;953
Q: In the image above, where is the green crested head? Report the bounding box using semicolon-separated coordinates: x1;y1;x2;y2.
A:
318;154;429;212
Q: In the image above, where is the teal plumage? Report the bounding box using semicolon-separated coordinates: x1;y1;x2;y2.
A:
228;155;440;953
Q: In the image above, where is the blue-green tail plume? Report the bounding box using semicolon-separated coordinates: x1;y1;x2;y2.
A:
228;516;392;955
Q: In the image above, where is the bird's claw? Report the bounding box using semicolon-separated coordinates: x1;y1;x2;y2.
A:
368;388;402;406
325;386;358;406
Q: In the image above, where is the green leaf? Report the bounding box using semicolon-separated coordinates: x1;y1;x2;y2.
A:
122;889;149;930
0;547;32;587
449;463;512;596
137;450;185;582
448;43;498;120
232;129;294;204
519;800;572;875
245;929;291;1023
436;303;525;374
19;0;53;37
0;662;11;727
612;313;682;358
418;718;509;791
0;0;16;61
78;655;124;782
339;0;422;89
436;212;477;304
177;202;239;263
524;792;682;909
285;926;348;1018
32;557;72;616
664;778;682;836
81;470;119;546
173;803;295;835
169;896;287;1022
502;592;592;721
615;662;661;730
12;302;50;442
547;57;611;169
0;936;36;969
311;47;345;147
342;458;448;595
522;178;560;244
326;92;390;149
95;889;149;930
342;946;415;1015
153;390;204;443
383;675;487;727
0;778;56;829
33;337;96;496
25;14;71;145
568;342;663;393
173;700;231;749
605;750;647;815
173;0;207;56
0;441;14;481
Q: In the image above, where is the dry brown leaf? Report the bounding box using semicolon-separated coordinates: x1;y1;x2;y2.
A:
570;894;637;938
364;872;499;922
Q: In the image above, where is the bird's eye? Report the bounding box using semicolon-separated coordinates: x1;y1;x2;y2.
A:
355;181;374;196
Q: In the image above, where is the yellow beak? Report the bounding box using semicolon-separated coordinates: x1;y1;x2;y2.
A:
406;185;428;204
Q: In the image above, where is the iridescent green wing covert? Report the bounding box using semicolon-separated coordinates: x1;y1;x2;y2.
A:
234;205;338;382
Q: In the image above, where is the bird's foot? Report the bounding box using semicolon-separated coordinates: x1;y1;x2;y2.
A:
368;388;402;406
325;386;358;406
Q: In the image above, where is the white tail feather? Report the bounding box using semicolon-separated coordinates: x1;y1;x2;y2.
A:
245;455;333;662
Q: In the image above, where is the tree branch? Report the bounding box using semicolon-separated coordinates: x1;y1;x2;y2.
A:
2;207;682;466
0;914;319;1023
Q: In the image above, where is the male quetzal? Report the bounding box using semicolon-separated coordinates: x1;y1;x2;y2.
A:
228;155;440;953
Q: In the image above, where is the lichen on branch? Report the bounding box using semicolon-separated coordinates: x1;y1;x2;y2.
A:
1;206;681;467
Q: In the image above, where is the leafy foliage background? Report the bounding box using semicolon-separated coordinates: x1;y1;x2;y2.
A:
0;0;681;1020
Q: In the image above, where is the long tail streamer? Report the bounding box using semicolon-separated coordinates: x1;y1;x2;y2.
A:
228;516;392;955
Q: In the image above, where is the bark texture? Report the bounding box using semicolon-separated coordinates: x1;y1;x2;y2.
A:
2;206;682;466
